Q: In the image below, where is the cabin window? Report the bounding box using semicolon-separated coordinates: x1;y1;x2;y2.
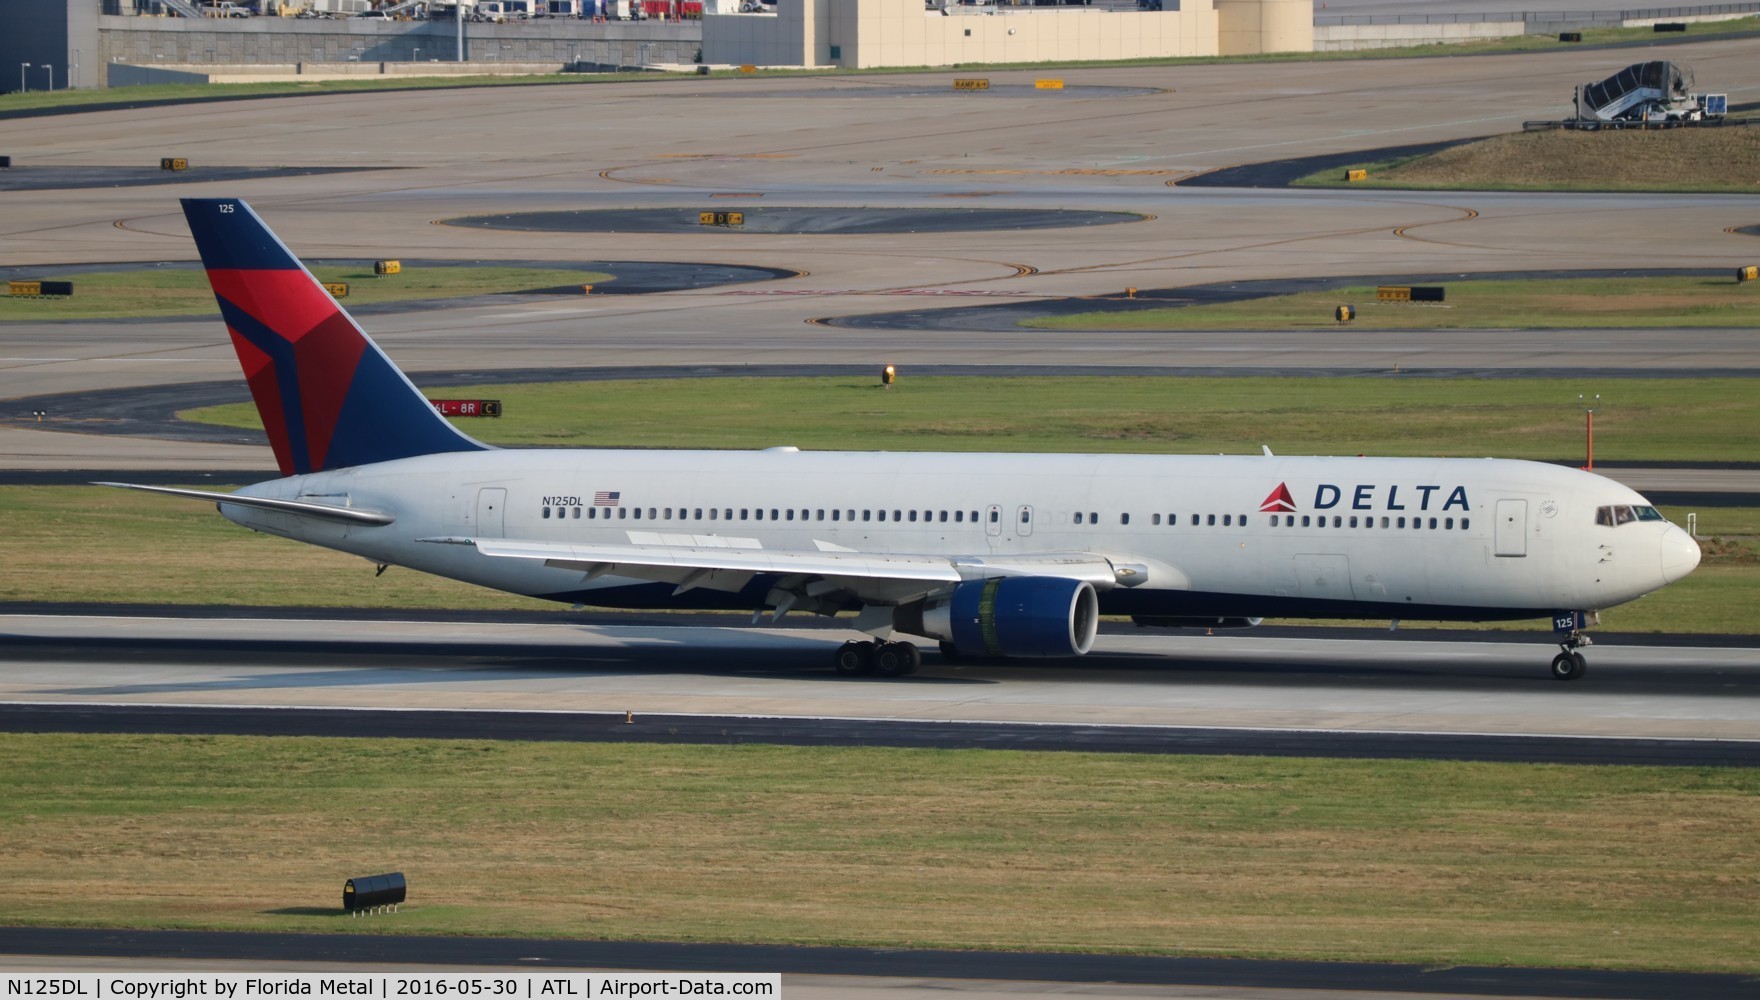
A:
990;509;1000;523
1120;513;1129;525
570;507;579;519
894;509;903;521
831;509;840;521
542;507;551;519
864;510;873;522
1348;516;1358;528
956;511;964;523
1445;517;1454;529
971;510;979;522
1462;517;1471;529
1204;514;1213;526
1301;515;1311;527
740;508;749;520
1074;512;1084;525
1021;509;1031;524
1428;517;1437;529
1152;514;1161;525
909;510;918;522
816;509;825;521
848;510;856;522
939;510;948;523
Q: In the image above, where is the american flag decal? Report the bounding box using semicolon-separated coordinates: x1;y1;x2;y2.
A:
593;491;621;506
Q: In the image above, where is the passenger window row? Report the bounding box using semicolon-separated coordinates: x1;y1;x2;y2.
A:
535;505;1471;532
1269;514;1470;530
540;505;984;523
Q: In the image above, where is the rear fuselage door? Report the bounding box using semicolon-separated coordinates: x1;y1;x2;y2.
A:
1495;498;1527;557
476;487;507;539
985;504;1002;538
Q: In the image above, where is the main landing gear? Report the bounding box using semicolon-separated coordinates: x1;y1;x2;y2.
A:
1551;631;1593;681
834;639;921;677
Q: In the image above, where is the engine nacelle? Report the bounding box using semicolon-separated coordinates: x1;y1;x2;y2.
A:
895;577;1099;658
1131;615;1263;630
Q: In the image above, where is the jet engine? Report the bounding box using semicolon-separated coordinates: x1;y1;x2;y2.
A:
894;576;1099;658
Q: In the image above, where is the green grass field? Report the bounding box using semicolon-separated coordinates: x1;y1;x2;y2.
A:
0;734;1754;971
1023;277;1760;332
0;266;612;321
185;375;1760;464
2;485;1751;632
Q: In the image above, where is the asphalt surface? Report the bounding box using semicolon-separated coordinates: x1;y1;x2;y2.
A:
0;258;796;298
5;613;1758;739
3;701;1756;765
0;165;390;192
3;927;1757;999
720;84;1168;99
819;267;1759;332
1177;139;1473;188
442;207;1147;235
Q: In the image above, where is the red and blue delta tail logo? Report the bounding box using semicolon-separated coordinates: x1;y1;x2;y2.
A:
1260;482;1297;512
181;198;487;477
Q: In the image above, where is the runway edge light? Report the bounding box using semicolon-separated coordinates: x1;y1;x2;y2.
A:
881;364;897;386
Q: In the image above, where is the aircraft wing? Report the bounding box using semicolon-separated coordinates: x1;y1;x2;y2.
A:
421;535;1157;608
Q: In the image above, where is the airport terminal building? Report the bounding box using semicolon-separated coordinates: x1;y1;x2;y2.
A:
7;0;1310;89
702;0;1312;69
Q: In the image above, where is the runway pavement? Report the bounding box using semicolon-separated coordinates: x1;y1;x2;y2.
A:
4;613;1758;742
3;929;1758;1000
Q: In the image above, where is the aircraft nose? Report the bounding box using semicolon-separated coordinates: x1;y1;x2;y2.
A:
1660;526;1701;584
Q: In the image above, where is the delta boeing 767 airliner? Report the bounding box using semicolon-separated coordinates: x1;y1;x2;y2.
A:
106;199;1702;681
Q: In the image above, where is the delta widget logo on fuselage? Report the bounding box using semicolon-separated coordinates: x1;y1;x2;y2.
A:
1260;482;1470;514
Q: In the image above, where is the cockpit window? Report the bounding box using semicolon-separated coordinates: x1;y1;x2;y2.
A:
1596;504;1668;527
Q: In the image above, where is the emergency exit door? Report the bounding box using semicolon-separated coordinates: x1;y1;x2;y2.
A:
1495;499;1527;557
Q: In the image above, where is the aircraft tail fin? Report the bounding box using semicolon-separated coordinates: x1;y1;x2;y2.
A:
180;198;488;477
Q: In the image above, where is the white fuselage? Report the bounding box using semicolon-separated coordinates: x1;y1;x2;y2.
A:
223;448;1698;624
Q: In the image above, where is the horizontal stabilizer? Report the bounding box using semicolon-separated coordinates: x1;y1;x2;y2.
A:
96;482;395;526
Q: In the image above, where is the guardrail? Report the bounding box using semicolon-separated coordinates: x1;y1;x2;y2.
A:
1315;1;1760;25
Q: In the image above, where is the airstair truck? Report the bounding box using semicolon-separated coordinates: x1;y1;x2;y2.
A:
1577;61;1728;123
